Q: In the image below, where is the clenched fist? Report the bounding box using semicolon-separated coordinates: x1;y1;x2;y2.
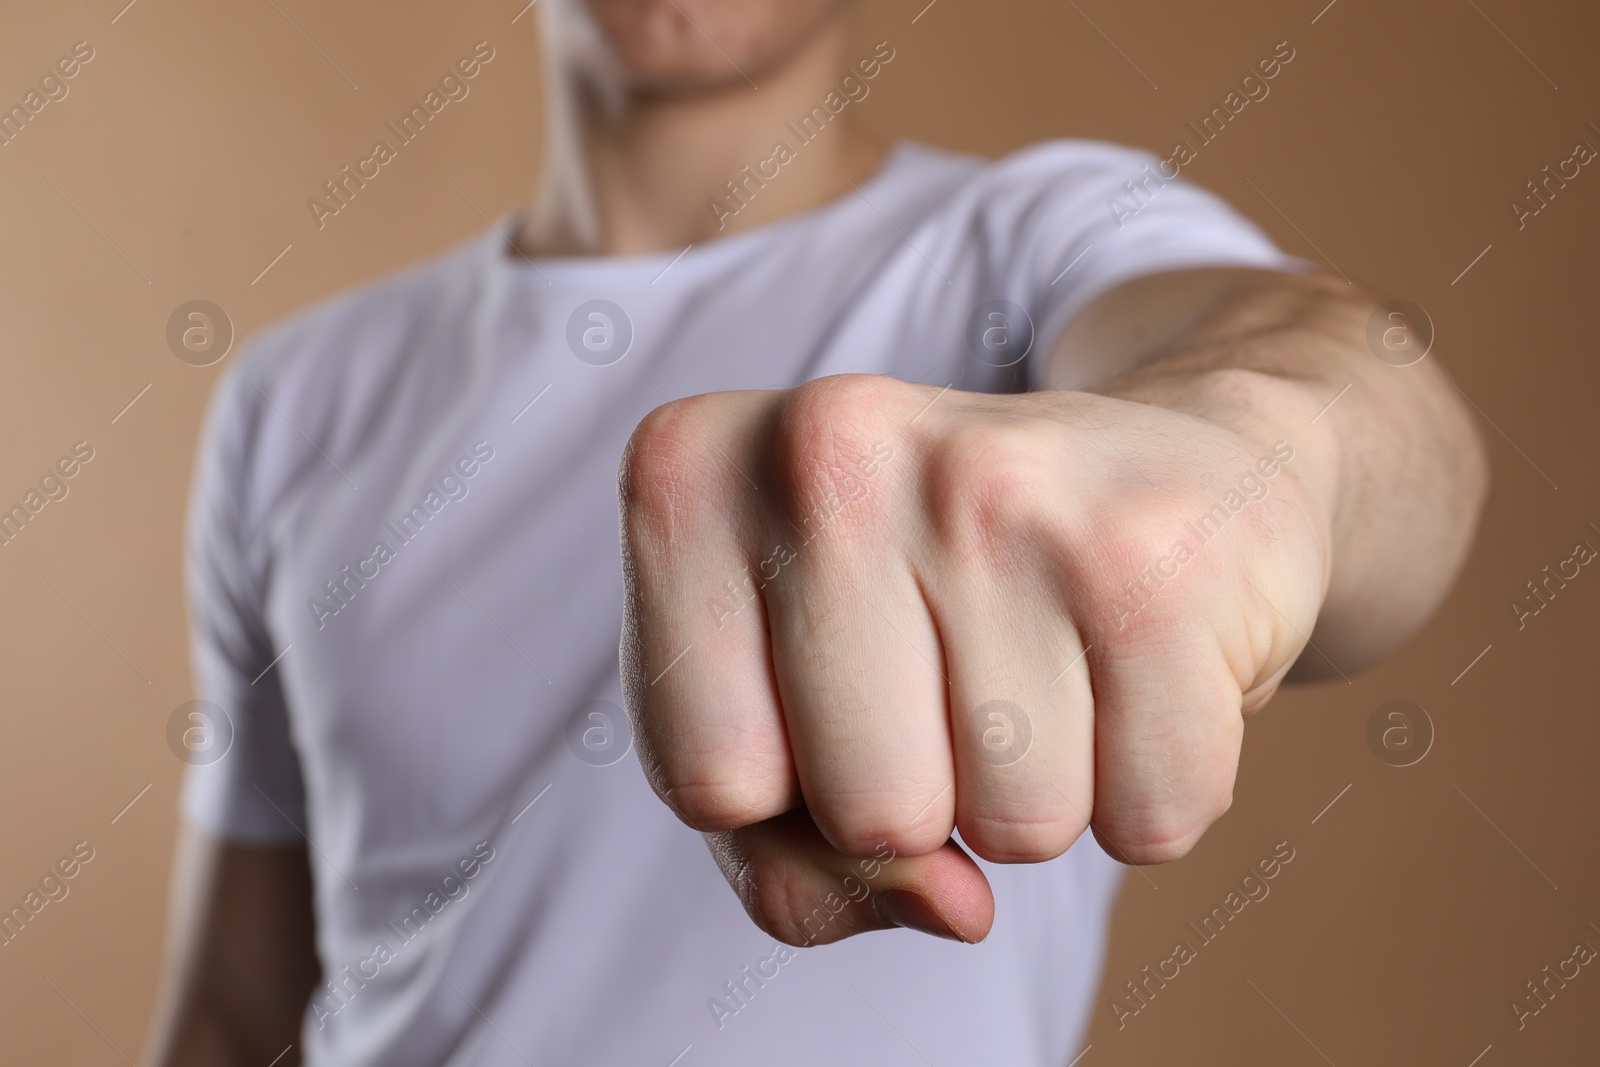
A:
618;370;1335;945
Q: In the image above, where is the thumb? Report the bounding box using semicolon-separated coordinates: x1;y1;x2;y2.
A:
703;809;995;947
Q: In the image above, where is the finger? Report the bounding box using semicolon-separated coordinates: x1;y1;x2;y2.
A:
763;559;955;857
920;425;1096;863
705;809;995;946
940;590;1095;864
1086;607;1245;865
760;377;954;858
618;392;799;830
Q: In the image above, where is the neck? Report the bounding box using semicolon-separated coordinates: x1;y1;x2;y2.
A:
518;17;887;257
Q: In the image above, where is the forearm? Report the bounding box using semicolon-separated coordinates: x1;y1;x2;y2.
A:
146;1003;290;1067
142;830;317;1067
1069;270;1490;676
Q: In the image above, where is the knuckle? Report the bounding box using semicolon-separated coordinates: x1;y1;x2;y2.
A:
775;375;906;541
1095;788;1233;866
960;808;1088;864
810;787;952;859
1080;513;1217;645
784;373;910;430
1096;811;1208;865
925;422;1058;558
658;768;789;832
618;396;717;545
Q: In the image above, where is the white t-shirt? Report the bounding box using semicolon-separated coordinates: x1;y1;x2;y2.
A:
182;139;1301;1066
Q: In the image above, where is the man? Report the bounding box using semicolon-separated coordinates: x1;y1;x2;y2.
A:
143;1;1488;1064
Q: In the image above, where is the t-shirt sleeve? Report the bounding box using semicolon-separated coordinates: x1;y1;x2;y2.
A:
179;357;308;842
966;140;1314;389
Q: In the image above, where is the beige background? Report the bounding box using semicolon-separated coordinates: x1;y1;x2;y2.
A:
2;0;1596;1062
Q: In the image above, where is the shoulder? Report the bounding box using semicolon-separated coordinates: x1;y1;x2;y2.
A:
224;229;490;404
899;137;1282;272
918;139;1172;223
194;229;491;521
890;138;1203;258
990;138;1165;180
898;137;1163;196
895;137;1160;185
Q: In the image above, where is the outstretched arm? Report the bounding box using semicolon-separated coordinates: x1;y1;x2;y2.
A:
617;267;1488;946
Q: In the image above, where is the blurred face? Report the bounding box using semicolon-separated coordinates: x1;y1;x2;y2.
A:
580;0;852;92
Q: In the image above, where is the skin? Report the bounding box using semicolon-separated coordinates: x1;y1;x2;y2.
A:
144;1;1489;1061
141;829;317;1066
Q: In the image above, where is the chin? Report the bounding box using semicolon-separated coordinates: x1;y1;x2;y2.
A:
575;0;847;92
